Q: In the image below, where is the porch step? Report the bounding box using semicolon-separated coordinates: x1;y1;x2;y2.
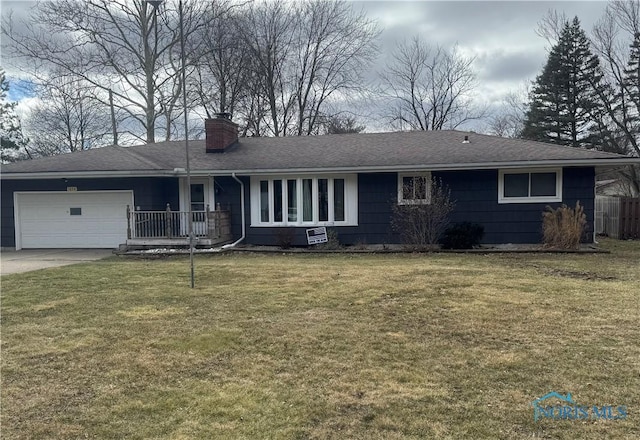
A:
119;238;232;252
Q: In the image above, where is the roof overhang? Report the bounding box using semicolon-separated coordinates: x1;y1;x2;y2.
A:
0;170;179;180
197;158;640;176
2;158;638;179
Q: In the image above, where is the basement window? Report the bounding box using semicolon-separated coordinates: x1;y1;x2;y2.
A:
251;175;357;226
498;169;562;203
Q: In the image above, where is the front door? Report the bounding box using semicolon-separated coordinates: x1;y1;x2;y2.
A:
180;178;214;236
190;183;206;235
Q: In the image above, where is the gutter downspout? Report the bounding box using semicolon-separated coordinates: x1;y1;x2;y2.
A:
593;173;598;244
222;172;246;249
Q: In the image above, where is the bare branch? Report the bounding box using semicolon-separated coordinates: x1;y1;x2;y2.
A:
380;37;483;131
2;0;210;144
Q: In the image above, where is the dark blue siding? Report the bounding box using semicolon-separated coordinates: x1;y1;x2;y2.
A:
237;173;398;247
1;177;179;248
354;173;398;244
228;168;595;246
438;167;595;244
350;167;595;244
2;167;596;248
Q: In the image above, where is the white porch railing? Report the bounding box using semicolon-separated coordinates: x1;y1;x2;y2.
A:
126;204;231;241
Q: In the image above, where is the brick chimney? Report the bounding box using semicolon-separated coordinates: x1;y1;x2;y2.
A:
205;113;238;153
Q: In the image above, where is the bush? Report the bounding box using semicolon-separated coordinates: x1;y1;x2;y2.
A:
275;228;295;249
542;201;586;249
391;177;455;250
439;222;484;249
317;228;342;250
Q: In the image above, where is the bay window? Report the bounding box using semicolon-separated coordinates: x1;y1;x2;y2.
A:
251;175;357;226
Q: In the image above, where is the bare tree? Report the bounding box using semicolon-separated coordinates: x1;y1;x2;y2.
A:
291;0;379;136
380;36;484;131
536;9;568;46
391;177;455;250
24;74;111;157
2;0;209;144
238;1;297;137
189;6;250;120
487;88;529;138
0;70;29;162
237;0;379;137
591;1;640;154
590;1;640;194
325;114;366;134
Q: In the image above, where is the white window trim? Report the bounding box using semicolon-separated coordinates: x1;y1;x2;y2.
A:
179;177;215;212
498;168;562;204
250;175;358;227
398;172;432;205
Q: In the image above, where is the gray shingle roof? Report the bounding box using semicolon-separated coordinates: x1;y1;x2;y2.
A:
2;130;637;176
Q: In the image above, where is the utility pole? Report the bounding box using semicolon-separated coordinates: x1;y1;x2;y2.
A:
179;0;195;288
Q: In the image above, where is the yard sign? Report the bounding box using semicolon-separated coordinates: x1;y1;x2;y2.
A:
306;227;328;245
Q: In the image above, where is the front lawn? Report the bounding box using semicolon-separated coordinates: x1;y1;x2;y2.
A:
1;239;639;439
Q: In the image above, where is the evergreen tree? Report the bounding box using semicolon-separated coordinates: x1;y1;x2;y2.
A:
522;17;605;148
622;32;640;131
0;70;28;162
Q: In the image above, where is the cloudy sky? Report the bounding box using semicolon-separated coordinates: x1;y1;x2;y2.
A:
359;0;609;126
1;0;611;130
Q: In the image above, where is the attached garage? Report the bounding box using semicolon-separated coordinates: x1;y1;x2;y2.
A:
14;191;134;249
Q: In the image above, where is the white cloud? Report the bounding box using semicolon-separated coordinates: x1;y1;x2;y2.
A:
357;0;610;129
4;0;613;133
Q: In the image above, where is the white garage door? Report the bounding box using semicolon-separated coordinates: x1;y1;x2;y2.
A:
15;191;134;249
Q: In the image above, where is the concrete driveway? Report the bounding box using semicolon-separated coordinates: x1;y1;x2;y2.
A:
1;249;114;275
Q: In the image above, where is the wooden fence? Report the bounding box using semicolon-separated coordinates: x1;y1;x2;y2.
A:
595;196;640;239
619;197;640;239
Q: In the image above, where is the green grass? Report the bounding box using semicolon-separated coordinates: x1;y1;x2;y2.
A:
1;238;639;439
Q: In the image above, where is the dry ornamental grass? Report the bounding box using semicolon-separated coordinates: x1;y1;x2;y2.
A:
542;201;587;250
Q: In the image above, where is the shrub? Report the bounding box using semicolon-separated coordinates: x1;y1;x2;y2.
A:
542;201;586;249
275;228;295;249
439;222;484;249
391;177;455;250
352;238;368;250
317;228;342;250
